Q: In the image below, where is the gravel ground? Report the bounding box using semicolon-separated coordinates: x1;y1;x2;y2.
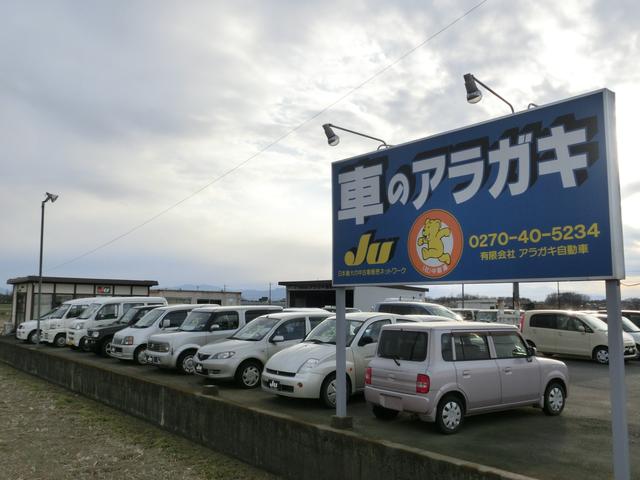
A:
0;361;281;480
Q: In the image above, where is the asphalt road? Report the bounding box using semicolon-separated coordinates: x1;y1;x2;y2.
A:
8;340;640;480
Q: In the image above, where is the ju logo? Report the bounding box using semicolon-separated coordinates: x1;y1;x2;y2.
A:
344;232;398;266
408;209;463;278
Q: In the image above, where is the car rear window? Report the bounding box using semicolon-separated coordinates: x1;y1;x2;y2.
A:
378;330;428;361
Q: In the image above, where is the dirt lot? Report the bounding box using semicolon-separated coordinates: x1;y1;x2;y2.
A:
0;362;280;480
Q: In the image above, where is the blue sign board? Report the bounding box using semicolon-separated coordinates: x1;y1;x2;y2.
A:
332;89;623;286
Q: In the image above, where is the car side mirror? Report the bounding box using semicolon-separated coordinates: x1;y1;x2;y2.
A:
161;318;170;328
209;324;220;331
527;346;537;357
359;335;375;347
271;335;285;343
577;325;586;333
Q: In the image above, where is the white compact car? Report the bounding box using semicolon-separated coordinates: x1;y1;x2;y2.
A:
17;298;97;345
521;310;636;364
261;312;448;408
193;310;333;388
592;313;640;358
146;305;282;374
109;304;197;364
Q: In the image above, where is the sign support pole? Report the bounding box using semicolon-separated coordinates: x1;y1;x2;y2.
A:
334;287;347;419
605;279;630;480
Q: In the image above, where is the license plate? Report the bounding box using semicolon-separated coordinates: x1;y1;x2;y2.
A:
268;379;280;390
380;394;402;411
150;356;160;364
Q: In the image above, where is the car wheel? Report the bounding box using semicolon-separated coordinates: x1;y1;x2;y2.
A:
177;351;196;375
54;334;67;348
594;346;609;365
235;360;262;389
372;404;399;421
543;381;565;416
27;330;39;344
134;345;147;365
100;338;113;357
320;373;351;409
436;394;465;434
79;337;91;352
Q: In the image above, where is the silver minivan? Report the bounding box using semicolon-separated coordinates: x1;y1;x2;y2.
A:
365;321;569;434
146;305;283;374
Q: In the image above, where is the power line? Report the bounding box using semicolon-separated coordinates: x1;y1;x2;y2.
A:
50;0;489;271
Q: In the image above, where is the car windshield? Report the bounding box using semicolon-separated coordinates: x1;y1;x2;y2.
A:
428;305;459;319
179;311;211;332
47;305;70;319
78;303;101;319
304;318;364;346
622;317;640;332
117;307;148;325
580;314;609;331
132;309;164;328
230;316;280;341
476;311;497;322
597;315;640;333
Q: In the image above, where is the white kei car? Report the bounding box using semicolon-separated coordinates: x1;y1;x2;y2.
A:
193;311;332;388
261;313;450;408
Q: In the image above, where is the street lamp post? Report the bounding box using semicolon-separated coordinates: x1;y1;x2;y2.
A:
36;192;58;344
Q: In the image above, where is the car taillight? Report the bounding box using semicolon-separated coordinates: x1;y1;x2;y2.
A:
365;367;372;385
416;374;430;393
519;313;525;332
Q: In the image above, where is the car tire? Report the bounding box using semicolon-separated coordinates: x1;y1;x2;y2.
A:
100;338;113;357
235;360;262;389
543;381;565;416
372;405;399;421
80;337;91;352
177;350;196;375
436;394;465;434
27;330;39;344
320;373;351;409
134;345;147;365
54;334;67;348
593;346;609;365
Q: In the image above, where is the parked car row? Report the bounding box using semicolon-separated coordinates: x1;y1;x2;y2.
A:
16;299;638;433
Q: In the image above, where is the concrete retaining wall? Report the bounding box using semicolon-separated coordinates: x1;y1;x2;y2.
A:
0;340;534;480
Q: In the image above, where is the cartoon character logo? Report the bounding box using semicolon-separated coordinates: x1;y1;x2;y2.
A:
408;209;463;278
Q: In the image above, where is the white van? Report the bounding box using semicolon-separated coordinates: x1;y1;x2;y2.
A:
521;310;637;364
66;296;167;349
16;297;97;345
41;297;99;347
146;305;282;374
110;304;198;364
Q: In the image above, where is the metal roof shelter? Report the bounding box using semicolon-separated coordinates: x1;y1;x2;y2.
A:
7;275;158;327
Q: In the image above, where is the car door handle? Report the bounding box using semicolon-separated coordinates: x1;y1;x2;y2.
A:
462;370;471;378
503;367;512;374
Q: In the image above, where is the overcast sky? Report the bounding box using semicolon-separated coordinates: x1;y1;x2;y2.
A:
1;0;639;300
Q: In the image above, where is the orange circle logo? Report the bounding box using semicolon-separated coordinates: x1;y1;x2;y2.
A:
408;209;463;279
